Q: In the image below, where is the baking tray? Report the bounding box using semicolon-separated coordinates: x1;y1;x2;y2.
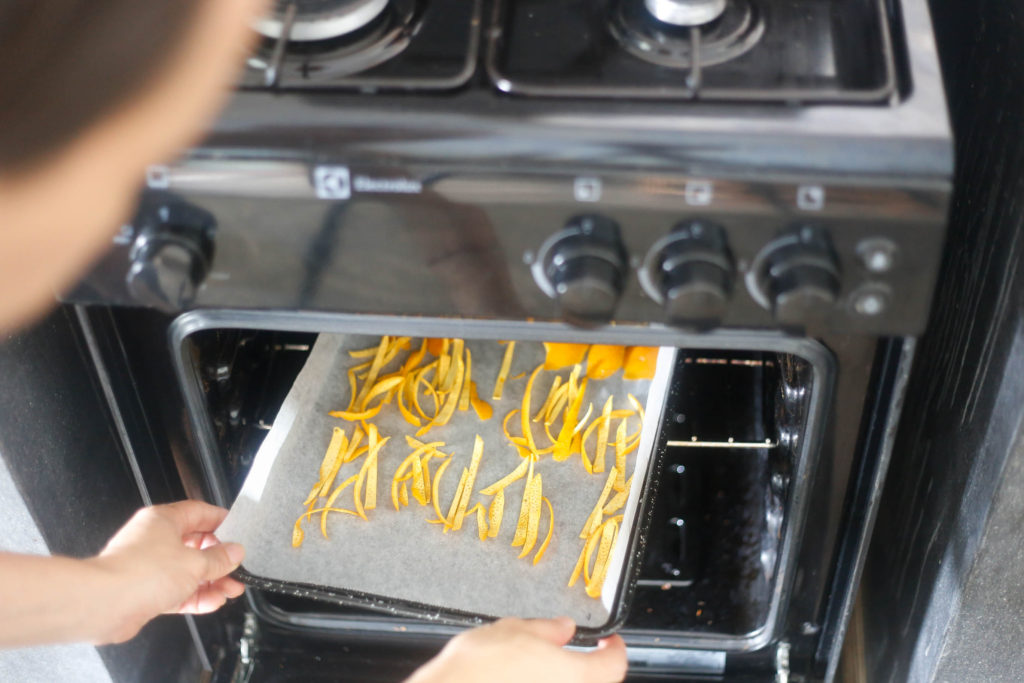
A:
217;334;675;639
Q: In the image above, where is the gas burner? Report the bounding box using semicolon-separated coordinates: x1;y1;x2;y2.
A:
612;0;764;69
645;0;727;27
255;0;390;42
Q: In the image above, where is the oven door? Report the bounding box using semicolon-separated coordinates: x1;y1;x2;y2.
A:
160;309;833;680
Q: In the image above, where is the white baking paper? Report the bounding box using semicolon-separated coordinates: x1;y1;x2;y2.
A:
217;334;673;627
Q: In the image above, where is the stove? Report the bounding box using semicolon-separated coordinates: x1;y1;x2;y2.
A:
56;0;954;681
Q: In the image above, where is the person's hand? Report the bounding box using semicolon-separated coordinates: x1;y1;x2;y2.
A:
88;501;246;643
406;617;628;683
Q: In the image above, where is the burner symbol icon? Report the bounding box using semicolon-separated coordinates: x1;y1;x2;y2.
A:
574;177;603;202
797;185;826;211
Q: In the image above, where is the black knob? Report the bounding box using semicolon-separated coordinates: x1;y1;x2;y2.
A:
651;220;733;329
755;226;840;325
542;215;627;326
125;199;215;313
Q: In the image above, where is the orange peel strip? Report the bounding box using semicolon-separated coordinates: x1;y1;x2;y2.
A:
436;339;451;389
470;503;487;541
492;341;516;400
292;519;305;548
623;346;658;380
586;344;625;381
453;435;484;530
443;339;464;392
430;456;454;524
544;387;570;427
391;480;401;510
581;468;618;539
402;339;428;373
580;522;604;585
352;337;390;408
603;475;633;516
502;409;520;446
521;363;544;453
458;348;472;412
480;456;529;496
399;481;409;507
487;488;505;538
359;375;405;411
585;519;619;598
397;377;422;427
469;381;493;420
614;419;628;492
595;397;613;474
445;468;470;532
518;473;543;558
533;497;555;565
364;429;385;511
512;458;535;547
543;342;589;371
628;394;645;422
573;402;594;436
315;428;350;499
328;405;383;422
568;539;587;587
553;377;588;461
533;376;564;422
411;452;428;505
314;473;359;535
418;354;464;436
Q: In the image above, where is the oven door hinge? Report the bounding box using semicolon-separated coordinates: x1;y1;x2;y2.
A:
775;640;791;683
230;613;259;683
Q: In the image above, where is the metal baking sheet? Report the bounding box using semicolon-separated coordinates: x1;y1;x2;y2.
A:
217;334;674;630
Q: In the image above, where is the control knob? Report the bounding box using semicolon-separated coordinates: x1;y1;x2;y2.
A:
644;220;734;328
538;215;628;326
125;199;215;313
752;225;841;325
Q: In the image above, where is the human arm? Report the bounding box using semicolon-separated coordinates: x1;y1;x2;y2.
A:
0;500;245;648
406;617;628;683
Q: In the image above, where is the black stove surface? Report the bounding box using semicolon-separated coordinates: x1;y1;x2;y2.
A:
488;0;897;102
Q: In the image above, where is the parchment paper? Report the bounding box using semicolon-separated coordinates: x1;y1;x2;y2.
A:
217;335;673;627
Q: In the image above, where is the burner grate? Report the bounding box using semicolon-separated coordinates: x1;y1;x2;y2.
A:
487;0;898;104
245;0;481;91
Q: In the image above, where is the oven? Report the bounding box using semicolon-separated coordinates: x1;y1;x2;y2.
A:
3;0;952;680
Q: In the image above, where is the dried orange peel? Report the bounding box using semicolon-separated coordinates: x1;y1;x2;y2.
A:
295;336;650;602
543;342;589;371
492;341;516;400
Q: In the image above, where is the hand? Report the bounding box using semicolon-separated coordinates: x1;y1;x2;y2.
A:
406;617;628;683
89;501;246;643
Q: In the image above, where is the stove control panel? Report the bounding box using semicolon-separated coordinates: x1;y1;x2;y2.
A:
65;163;948;336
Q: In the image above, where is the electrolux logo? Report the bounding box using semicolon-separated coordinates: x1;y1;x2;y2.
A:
353;175;423;194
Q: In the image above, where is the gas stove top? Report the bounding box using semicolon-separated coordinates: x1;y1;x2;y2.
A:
244;0;896;103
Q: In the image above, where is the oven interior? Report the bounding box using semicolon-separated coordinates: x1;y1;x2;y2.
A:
185;329;814;648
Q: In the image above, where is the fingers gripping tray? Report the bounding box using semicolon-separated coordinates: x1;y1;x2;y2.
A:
216;334;675;638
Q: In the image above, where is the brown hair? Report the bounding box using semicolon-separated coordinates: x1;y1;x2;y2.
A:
0;0;202;173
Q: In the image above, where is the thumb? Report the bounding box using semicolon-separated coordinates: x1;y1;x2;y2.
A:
516;617;576;646
579;634;628;682
197;542;245;581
